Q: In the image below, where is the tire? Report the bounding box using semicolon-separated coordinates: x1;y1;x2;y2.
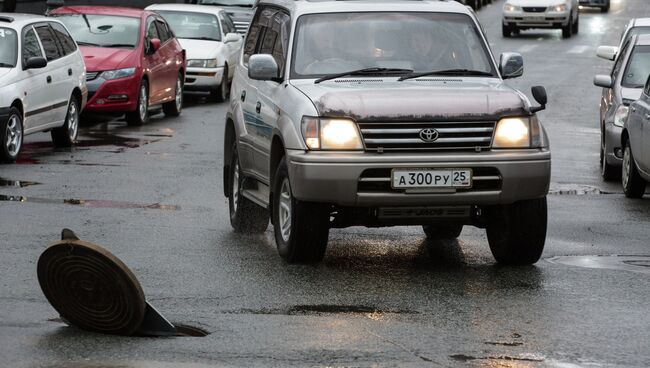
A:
622;142;646;198
601;4;609;12
572;15;579;35
486;198;547;265
502;24;512;38
423;225;463;239
126;80;149;126
228;142;269;233
162;74;183;117
211;65;230;102
51;96;79;147
600;138;619;181
272;157;329;263
562;16;572;38
0;107;23;163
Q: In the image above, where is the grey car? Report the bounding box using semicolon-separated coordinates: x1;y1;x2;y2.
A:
223;0;551;265
621;65;650;198
594;35;650;180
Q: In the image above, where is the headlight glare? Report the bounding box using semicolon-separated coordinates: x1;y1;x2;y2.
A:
493;117;531;148
187;58;219;68
504;3;521;11
551;4;567;11
300;117;363;150
101;67;136;80
614;105;629;127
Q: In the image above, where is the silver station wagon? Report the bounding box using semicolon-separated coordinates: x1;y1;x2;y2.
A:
223;0;552;265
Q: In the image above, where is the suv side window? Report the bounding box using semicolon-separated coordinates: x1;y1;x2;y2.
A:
645;75;650;96
50;22;76;56
243;9;264;64
22;27;43;65
34;24;62;61
256;9;290;77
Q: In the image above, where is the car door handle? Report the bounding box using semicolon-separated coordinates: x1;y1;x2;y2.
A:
46;76;52;84
256;101;262;114
68;68;72;76
241;90;246;102
631;106;636;113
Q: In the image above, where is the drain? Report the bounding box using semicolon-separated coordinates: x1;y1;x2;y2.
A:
547;255;650;275
175;324;210;337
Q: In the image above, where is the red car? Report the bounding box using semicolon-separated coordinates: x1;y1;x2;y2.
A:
51;6;186;125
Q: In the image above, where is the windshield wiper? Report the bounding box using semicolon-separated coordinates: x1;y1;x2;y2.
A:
0;63;14;68
398;68;494;81
183;37;220;42
101;44;135;48
204;2;252;6
314;67;413;84
76;41;101;47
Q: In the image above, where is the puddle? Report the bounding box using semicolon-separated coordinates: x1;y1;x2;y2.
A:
450;354;544;363
485;341;524;347
547;255;650;275
0;178;40;187
225;304;418;317
0;194;179;211
549;184;618;196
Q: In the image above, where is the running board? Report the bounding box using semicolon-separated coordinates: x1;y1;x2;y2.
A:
241;183;270;208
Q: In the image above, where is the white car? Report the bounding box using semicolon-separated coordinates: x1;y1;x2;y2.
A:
502;0;579;39
0;13;87;163
146;4;243;101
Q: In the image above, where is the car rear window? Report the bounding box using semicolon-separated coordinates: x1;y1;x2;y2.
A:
53;14;141;49
0;27;17;68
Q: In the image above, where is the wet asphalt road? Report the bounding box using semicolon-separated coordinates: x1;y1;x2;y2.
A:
2;1;650;367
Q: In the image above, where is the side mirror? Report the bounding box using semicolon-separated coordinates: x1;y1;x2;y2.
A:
593;74;613;88
530;86;547;113
224;33;240;44
248;54;279;81
25;56;47;69
596;46;618;61
499;52;523;79
149;38;161;54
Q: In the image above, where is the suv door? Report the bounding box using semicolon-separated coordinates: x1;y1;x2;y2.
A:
144;17;164;104
33;23;68;126
20;25;53;133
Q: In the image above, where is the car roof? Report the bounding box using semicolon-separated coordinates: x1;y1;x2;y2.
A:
632;18;650;28
256;0;472;17
146;3;225;15
0;12;51;27
52;6;152;18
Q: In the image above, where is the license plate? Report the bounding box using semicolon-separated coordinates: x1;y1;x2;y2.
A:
391;169;472;189
527;16;546;21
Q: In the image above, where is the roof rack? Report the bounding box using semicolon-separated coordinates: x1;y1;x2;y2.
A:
0;16;15;23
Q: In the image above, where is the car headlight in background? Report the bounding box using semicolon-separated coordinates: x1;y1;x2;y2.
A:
614;105;629;127
504;3;521;11
301;117;363;150
187;59;219;68
493;116;545;148
101;67;136;80
550;3;567;11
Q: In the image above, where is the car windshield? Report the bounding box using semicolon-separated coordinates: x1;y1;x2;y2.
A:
197;0;254;7
622;45;650;88
53;14;141;48
156;11;221;41
0;27;18;68
291;12;496;79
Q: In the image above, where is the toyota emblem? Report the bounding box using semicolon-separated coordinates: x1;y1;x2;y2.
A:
419;128;439;142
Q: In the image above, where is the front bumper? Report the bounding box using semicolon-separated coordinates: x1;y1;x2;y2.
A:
184;66;224;92
604;122;623;167
503;10;571;28
287;149;551;206
84;74;140;113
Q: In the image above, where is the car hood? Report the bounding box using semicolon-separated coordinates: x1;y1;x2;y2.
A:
79;46;136;72
291;79;530;121
621;87;643;102
506;0;560;6
177;38;222;60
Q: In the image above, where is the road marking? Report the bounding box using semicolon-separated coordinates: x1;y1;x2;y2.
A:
518;44;538;53
566;45;590;54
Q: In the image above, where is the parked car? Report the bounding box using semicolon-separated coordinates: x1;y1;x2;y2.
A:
579;0;609;12
196;0;254;35
594;35;650;180
146;3;243;101
0;13;86;163
50;6;186;126
502;0;579;38
223;0;551;265
621;49;650;198
456;0;487;11
618;18;650;51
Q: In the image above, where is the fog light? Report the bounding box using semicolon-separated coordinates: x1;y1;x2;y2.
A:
107;94;129;101
96;99;105;105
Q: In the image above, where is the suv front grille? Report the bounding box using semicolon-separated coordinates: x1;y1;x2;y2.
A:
358;121;495;152
522;7;547;12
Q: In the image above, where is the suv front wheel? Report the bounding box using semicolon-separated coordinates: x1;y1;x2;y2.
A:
272;157;329;263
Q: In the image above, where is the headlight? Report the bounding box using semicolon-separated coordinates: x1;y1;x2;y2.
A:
301;117;363;150
614;105;629;127
187;59;219;68
493;116;544;148
504;3;521;11
550;4;567;11
101;67;136;80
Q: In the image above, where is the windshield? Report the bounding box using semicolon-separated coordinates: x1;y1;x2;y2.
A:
623;45;650;88
0;27;17;68
291;12;496;79
53;14;141;49
156;11;221;41
197;0;254;7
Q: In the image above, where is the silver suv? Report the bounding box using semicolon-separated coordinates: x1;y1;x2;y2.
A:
223;0;551;265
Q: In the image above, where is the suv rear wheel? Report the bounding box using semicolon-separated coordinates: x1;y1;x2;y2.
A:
622;142;646;198
51;96;79;147
272;157;329;263
228;143;269;233
486;197;547;265
562;16;572;38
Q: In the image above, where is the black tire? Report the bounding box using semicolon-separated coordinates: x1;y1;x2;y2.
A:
162;73;183;117
486;197;547;265
211;65;230;102
502;24;512;38
601;4;609;12
272;157;329;263
51;96;79;147
126;80;149;126
228;142;269;233
562;16;572;38
423;224;463;239
622;142;646;198
600;139;619;181
572;15;579;35
0;107;23;163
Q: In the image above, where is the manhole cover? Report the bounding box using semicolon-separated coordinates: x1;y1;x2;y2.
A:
547;255;650;275
37;234;146;335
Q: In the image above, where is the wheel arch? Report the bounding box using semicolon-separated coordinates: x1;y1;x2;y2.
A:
10;99;23;120
621;128;629;148
269;133;286;223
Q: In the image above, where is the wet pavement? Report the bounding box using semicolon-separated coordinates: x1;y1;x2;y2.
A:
1;1;650;367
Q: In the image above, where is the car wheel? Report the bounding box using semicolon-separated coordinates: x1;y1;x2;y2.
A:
51;96;79;147
600;138;619;181
162;73;183;117
126;80;149;126
601;2;609;12
228;142;269;233
212;65;230;102
502;24;512;38
272;157;329;264
423;224;463;239
622;141;646;198
562;16;572;38
572;14;579;35
0;107;23;163
486;197;547;265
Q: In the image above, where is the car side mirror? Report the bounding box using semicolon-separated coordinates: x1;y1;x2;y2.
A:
530;86;547;113
148;38;161;54
248;54;279;81
596;46;618;61
593;74;613;88
25;56;47;69
224;33;240;44
499;52;523;79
